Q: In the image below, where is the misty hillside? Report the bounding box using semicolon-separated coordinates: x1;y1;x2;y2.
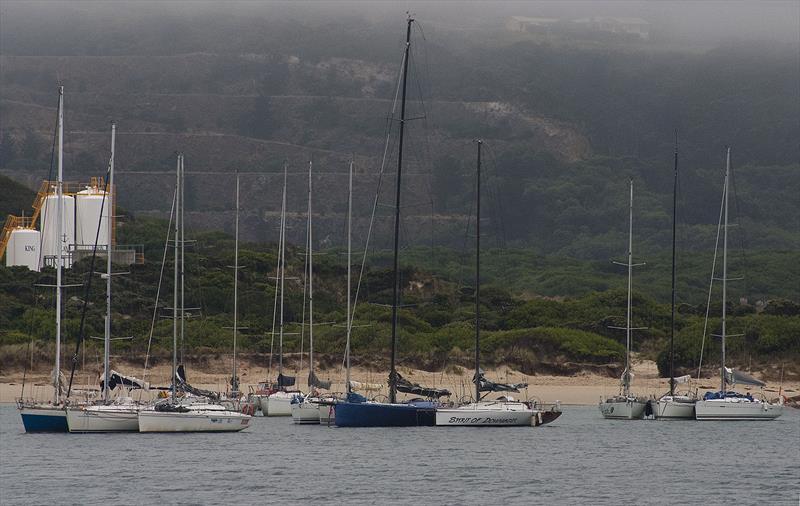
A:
1;2;798;261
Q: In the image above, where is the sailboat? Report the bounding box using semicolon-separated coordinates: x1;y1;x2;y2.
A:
291;161;333;424
599;179;648;420
66;122;140;432
694;149;783;421
18;86;68;433
436;141;541;427
654;134;696;420
138;155;251;432
264;163;303;416
334;17;451;427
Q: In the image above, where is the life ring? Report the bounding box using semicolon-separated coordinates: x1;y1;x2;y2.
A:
242;404;255;416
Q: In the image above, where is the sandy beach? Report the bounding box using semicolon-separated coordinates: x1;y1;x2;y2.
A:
3;357;796;406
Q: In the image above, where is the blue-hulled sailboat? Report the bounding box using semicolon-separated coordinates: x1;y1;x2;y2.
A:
335;16;450;427
18;86;68;432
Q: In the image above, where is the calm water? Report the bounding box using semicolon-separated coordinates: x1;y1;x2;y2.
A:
1;404;798;505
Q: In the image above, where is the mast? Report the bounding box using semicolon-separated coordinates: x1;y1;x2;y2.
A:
54;85;64;404
172;154;180;401
278;162;287;384
669;132;678;396
721;148;730;393
624;179;634;397
474;139;482;403
232;172;240;396
307;161;314;388
180;155;185;365
388;15;413;404
345;160;353;392
103;121;115;402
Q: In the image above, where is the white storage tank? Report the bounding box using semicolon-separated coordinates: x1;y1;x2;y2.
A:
39;193;75;268
6;228;41;271
75;185;111;249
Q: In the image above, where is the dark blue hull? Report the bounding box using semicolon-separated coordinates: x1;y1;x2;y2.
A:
20;406;68;433
334;401;436;427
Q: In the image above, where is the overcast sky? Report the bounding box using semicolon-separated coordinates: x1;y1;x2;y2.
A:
2;0;798;46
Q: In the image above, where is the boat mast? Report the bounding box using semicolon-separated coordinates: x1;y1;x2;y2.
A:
232;171;240;396
54;85;64;405
624;179;634;397
180;155;185;365
307;161;315;388
102;121;115;402
278;162;287;385
388;15;413;404
474;139;482;403
721;148;730;394
172;154;180;401
669;132;678;396
345;160;353;392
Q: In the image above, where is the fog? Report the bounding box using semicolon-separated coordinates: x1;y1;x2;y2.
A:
2;0;798;48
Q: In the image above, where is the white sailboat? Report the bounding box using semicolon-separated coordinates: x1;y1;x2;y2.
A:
292;161;331;424
694;149;783;422
18;86;68;433
436;141;545;427
138;155;251;432
599;179;648;420
67;121;140;432
264;163;303;416
654;135;697;420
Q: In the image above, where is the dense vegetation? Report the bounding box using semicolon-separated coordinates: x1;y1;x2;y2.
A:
1;214;796;379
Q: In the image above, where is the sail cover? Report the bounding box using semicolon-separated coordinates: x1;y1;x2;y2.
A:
474;370;528;393
674;374;692;384
724;367;766;387
277;373;296;387
175;365;220;400
308;371;331;390
100;370;148;391
349;380;383;392
393;372;451;398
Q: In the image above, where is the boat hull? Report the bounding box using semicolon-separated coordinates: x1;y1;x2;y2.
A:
335;401;436;427
654;396;696;420
19;406;68;433
66;405;139;433
695;398;782;421
266;392;297;416
138;410;251;432
599;398;646;419
319;403;335;425
436;409;532;426
291;401;321;424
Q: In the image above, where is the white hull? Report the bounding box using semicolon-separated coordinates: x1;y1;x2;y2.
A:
599;397;646;419
291;401;320;424
435;402;534;426
266;392;298;416
67;404;139;432
138;406;251;432
319;403;335;424
251;394;269;414
654;396;696;420
695;398;782;421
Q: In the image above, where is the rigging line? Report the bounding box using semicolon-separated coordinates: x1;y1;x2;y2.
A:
298;172;310;374
728;159;750;297
460;155;478;292
697;174;727;381
344;42;407;368
140;187;177;394
38;94;61;269
66;164;111;398
483;142;509;249
268;164;288;381
19;282;40;401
